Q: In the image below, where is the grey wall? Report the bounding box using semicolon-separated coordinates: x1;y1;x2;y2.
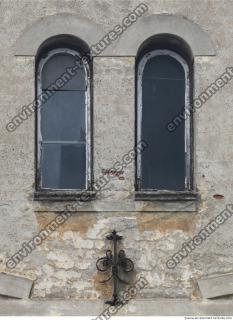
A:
0;0;233;302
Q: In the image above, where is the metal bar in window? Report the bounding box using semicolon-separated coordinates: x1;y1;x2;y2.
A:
41;141;86;145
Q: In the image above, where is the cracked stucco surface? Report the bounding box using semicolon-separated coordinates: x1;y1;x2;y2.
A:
0;0;233;300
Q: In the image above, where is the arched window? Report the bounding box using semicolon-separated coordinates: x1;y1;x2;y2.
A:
36;37;91;194
136;36;193;193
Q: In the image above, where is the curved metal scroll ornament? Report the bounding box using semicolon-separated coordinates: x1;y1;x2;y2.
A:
96;230;134;306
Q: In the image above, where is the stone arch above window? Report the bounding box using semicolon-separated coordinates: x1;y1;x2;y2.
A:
104;14;216;57
15;14;215;57
14;13;104;56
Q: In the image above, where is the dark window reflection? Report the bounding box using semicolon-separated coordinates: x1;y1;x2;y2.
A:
41;143;86;189
40;52;87;189
140;54;186;190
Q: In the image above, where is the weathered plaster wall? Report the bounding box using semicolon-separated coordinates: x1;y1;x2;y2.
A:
0;0;233;302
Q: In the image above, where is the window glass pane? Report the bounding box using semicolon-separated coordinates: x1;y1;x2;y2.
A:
41;143;86;189
42;53;86;91
41;91;86;142
143;55;185;80
141;54;186;190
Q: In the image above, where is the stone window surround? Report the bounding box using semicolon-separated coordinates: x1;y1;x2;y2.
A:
15;13;215;210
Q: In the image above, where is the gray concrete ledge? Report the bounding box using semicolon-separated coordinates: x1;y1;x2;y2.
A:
34;200;197;212
198;273;233;299
1;299;233;316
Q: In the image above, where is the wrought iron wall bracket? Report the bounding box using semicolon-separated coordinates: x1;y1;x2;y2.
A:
96;230;134;306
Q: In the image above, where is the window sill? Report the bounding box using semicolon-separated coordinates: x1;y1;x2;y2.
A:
134;190;198;201
34;190;96;201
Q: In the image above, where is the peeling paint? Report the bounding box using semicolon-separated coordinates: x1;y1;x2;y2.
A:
137;213;197;235
36;212;97;237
